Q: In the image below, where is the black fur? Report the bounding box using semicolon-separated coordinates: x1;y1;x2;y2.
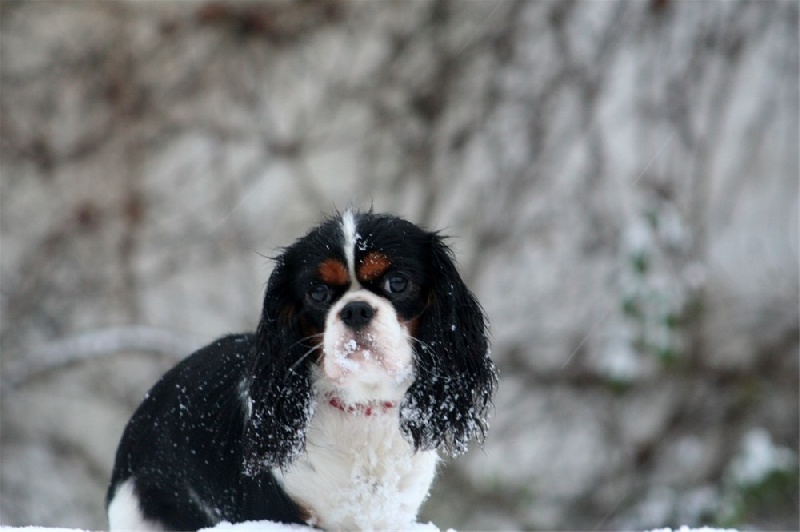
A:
106;335;307;529
242;217;346;473
242;257;317;473
400;233;497;455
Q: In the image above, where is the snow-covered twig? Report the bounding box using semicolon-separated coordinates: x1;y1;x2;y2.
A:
2;326;201;388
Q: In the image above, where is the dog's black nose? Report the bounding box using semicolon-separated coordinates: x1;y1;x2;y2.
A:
339;300;375;329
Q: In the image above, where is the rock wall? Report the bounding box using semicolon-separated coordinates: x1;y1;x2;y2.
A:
1;1;797;529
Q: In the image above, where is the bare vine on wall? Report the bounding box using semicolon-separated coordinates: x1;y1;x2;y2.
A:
1;1;797;529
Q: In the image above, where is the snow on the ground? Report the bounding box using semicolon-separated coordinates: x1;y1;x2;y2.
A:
648;528;739;532
201;520;443;531
0;529;91;532
0;526;740;532
198;521;313;531
0;522;445;532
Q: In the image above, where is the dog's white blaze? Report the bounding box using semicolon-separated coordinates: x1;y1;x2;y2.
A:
108;479;163;531
341;209;360;288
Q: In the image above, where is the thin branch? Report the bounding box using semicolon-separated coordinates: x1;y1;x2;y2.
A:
3;326;202;389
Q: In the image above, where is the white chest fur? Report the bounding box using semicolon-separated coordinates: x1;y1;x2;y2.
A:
276;404;439;530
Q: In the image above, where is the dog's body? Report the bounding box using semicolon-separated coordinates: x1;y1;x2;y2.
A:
107;211;496;530
108;335;309;529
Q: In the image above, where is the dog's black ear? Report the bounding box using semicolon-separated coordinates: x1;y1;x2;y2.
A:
400;233;497;456
242;254;316;475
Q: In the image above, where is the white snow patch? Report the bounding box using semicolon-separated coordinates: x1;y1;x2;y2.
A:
0;526;735;532
333;336;363;374
601;323;643;382
205;516;445;530
199;520;312;531
0;529;92;532
648;528;739;532
728;427;796;486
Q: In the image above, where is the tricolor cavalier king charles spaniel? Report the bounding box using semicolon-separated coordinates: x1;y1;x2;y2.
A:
106;210;497;531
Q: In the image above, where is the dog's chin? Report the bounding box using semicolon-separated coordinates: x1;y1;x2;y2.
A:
318;338;413;405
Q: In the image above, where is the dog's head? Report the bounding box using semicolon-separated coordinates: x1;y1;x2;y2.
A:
243;210;496;473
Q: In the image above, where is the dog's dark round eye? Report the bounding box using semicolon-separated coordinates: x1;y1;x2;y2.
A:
307;284;332;305
384;273;409;295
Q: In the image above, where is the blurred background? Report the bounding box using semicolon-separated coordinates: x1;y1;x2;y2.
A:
1;1;797;530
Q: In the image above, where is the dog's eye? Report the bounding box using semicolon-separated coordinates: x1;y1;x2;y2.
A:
383;273;409;295
307;284;332;305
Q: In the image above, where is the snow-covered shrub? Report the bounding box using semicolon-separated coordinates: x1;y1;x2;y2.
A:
602;199;703;386
716;428;798;527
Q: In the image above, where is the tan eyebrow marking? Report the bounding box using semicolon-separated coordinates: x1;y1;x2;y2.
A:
358;251;391;282
318;258;349;286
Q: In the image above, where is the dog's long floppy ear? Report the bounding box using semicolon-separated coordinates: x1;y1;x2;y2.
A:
400;233;498;457
242;253;315;475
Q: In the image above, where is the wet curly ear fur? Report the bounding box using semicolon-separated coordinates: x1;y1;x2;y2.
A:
400;233;497;456
242;255;316;475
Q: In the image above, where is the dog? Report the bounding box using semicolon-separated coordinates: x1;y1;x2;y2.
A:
106;210;497;530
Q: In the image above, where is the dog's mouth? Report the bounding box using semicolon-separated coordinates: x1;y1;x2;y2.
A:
337;331;379;362
320;328;413;403
325;331;384;379
325;394;399;416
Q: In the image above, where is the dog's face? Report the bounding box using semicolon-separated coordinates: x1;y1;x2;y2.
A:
243;211;496;473
287;211;432;405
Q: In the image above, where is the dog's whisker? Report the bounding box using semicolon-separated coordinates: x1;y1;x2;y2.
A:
287;343;322;374
287;333;324;351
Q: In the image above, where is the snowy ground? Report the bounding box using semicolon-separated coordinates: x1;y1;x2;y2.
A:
1;521;444;532
0;525;739;532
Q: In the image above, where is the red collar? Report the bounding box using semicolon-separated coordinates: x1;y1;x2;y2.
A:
327;396;398;416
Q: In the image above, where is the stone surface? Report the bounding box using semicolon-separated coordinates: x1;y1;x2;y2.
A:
1;1;797;529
